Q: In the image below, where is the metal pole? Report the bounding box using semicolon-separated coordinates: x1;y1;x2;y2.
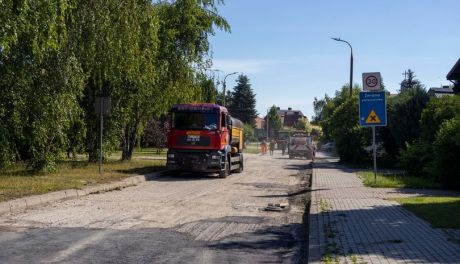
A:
373;126;377;183
331;38;353;97
99;100;103;174
222;72;238;107
266;109;269;140
350;50;353;97
222;81;226;107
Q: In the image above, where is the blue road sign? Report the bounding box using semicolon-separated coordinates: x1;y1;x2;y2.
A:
359;91;387;126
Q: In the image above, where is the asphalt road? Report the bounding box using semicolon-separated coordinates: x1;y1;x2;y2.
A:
0;152;311;264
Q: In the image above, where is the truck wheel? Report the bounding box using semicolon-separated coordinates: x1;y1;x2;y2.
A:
236;155;244;173
219;159;230;178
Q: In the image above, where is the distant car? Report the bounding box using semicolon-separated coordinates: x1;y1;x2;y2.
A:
321;142;335;151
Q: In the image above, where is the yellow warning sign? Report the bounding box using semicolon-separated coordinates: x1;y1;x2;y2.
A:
365;110;381;124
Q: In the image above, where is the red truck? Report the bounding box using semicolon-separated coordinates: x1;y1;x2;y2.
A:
166;103;244;178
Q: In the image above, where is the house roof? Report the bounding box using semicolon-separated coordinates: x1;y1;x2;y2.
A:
429;87;454;94
276;109;304;117
447;58;460;80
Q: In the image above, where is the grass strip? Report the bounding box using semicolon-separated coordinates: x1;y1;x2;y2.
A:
357;171;442;189
394;197;460;228
0;159;165;202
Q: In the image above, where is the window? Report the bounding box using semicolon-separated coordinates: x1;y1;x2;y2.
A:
172;112;218;130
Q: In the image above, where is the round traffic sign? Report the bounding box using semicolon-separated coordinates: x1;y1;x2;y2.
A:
365;75;378;87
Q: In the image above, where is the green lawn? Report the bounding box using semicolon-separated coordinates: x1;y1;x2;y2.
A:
0;153;165;202
394;197;460;228
111;147;167;158
357;171;443;189
243;143;261;154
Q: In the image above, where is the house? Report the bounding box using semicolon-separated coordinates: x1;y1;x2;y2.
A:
253;116;266;140
428;86;454;97
276;107;305;128
447;58;460;94
254;116;264;129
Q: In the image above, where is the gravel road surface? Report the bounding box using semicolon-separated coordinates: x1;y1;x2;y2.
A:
0;152;311;263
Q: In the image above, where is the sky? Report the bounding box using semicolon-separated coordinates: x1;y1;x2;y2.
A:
209;0;460;119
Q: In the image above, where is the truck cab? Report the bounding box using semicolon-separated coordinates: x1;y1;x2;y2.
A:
166;103;244;178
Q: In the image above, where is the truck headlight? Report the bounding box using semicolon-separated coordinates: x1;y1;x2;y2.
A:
168;153;175;159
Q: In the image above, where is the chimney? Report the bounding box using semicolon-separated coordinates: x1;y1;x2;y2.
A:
288;107;292;111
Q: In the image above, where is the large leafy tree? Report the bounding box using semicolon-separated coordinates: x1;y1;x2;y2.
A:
228;74;257;125
317;85;372;162
312;95;330;124
0;0;231;170
0;0;86;171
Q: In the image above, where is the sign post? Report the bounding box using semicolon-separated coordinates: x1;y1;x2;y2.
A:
359;74;386;182
95;97;111;174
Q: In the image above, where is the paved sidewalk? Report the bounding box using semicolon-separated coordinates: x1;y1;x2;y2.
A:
309;156;460;264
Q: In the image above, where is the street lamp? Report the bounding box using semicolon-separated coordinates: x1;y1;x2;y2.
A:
266;108;269;140
222;72;238;107
331;37;353;97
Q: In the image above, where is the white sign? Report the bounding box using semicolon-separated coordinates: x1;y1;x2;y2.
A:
362;72;382;91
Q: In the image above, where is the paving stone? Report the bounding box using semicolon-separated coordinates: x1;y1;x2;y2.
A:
309;156;460;263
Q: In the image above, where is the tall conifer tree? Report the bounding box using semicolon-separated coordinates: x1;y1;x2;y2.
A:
228;75;257;126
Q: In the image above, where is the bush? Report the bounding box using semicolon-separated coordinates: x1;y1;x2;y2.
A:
383;87;429;158
325;95;368;162
429;117;460;187
398;140;432;177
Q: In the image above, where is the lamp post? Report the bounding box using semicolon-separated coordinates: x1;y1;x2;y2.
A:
266;108;269;140
222;72;238;107
331;37;353;97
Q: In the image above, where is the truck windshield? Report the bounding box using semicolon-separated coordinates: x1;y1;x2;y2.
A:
172;112;219;130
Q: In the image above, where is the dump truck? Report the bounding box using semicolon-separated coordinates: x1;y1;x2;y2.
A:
288;132;315;159
166;103;244;178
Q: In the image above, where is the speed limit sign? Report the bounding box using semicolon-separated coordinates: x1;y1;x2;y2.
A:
362;72;381;91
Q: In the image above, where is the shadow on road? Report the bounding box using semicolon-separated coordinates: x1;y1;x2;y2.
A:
283;163;311;171
145;171;221;182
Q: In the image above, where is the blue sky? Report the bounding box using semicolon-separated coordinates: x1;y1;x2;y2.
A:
209;0;460;119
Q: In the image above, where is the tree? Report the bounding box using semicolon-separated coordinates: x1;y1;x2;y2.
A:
243;123;254;144
0;0;231;170
430;116;460;187
293;117;312;134
142;118;168;153
0;0;86;171
227;74;257;126
400;69;421;92
266;105;282;139
399;95;460;177
198;74;218;103
381;86;429;158
318;84;359;142
312;96;330;124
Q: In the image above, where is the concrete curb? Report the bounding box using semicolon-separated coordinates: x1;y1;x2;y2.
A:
0;171;165;215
